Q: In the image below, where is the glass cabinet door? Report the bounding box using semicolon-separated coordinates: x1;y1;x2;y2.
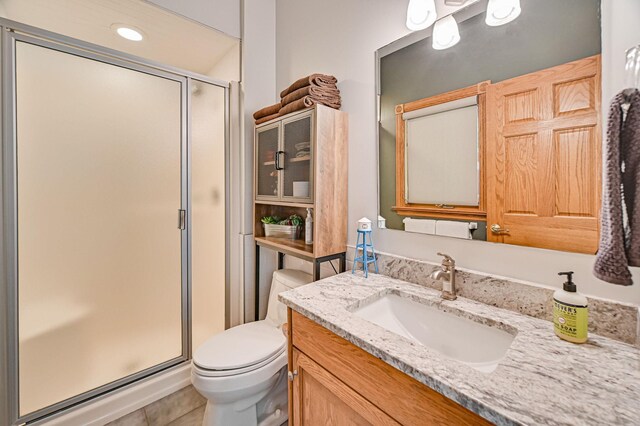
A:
255;124;280;199
282;113;313;202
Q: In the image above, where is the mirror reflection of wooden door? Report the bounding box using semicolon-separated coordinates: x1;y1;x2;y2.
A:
486;55;601;254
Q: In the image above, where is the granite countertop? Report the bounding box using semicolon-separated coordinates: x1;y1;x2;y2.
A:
279;272;640;426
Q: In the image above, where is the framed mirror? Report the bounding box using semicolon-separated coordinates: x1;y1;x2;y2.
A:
376;0;602;253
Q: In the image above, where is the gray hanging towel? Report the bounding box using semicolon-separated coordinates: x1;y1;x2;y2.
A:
594;89;640;285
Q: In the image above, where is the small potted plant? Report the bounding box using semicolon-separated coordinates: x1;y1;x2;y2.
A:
261;214;303;239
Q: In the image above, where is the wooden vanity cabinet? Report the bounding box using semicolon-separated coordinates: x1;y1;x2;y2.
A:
287;309;492;426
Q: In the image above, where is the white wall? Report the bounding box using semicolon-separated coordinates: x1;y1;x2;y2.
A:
275;0;640;305
207;44;241;82
242;0;278;321
145;0;241;39
601;0;640;105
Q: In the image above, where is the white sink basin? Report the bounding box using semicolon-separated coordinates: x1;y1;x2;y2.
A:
352;294;515;373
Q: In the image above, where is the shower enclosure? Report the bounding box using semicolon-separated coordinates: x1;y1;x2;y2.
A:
1;19;229;424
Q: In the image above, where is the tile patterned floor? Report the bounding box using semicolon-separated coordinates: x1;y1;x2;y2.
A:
106;385;205;426
107;384;290;426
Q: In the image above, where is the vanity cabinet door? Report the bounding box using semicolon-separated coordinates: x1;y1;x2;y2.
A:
281;112;314;203
291;348;399;426
290;310;492;426
255;123;281;200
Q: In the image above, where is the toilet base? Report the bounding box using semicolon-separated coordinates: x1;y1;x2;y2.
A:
200;367;288;426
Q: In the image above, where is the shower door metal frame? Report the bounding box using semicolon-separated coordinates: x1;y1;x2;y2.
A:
0;18;231;426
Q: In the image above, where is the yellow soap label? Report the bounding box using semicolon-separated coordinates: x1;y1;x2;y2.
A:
553;299;588;341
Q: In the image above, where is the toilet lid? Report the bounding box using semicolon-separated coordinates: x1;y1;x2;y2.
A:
194;320;286;371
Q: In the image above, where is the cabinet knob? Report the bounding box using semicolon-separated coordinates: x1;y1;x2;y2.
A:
287;370;298;381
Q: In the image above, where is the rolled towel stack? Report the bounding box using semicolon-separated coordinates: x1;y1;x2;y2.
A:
253;73;341;125
279;74;341;116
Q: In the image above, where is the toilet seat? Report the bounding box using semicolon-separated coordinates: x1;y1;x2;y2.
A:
194;346;286;377
193;320;286;377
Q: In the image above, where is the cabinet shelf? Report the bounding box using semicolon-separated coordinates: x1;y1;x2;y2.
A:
255;236;314;260
262;155;311;166
290;155;311;163
255;200;313;208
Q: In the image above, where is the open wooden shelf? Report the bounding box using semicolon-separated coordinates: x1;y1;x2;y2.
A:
255;236;314;260
255;199;313;208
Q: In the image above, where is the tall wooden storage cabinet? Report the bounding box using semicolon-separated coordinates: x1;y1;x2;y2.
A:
253;105;348;317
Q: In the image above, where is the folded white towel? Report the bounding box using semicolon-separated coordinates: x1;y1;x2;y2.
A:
435;220;472;239
403;217;436;234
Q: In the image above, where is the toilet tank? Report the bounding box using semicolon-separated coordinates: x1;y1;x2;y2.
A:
266;269;313;326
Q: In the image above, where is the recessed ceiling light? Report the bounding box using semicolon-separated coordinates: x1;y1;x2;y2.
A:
111;24;144;41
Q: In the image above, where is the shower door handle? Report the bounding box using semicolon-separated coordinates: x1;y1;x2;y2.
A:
178;209;186;230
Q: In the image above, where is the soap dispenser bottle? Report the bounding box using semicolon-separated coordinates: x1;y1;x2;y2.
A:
553;271;588;343
305;208;313;245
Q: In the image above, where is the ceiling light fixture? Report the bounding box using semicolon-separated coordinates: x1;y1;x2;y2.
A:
485;0;521;26
111;24;144;41
432;15;460;50
406;0;437;31
404;0;523;51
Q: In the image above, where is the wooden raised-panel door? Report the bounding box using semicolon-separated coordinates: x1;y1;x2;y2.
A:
486;55;601;254
291;349;399;426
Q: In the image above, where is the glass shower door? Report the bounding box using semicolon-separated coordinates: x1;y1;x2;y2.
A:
14;40;186;417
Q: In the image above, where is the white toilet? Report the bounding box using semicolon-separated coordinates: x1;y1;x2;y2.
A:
192;269;313;426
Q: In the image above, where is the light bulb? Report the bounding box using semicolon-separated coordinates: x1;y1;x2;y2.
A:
406;0;437;31
432;15;460;50
485;0;521;26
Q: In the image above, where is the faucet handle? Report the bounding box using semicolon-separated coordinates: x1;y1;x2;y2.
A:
436;252;455;266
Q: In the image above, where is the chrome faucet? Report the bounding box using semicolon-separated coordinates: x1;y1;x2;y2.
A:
430;253;457;300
